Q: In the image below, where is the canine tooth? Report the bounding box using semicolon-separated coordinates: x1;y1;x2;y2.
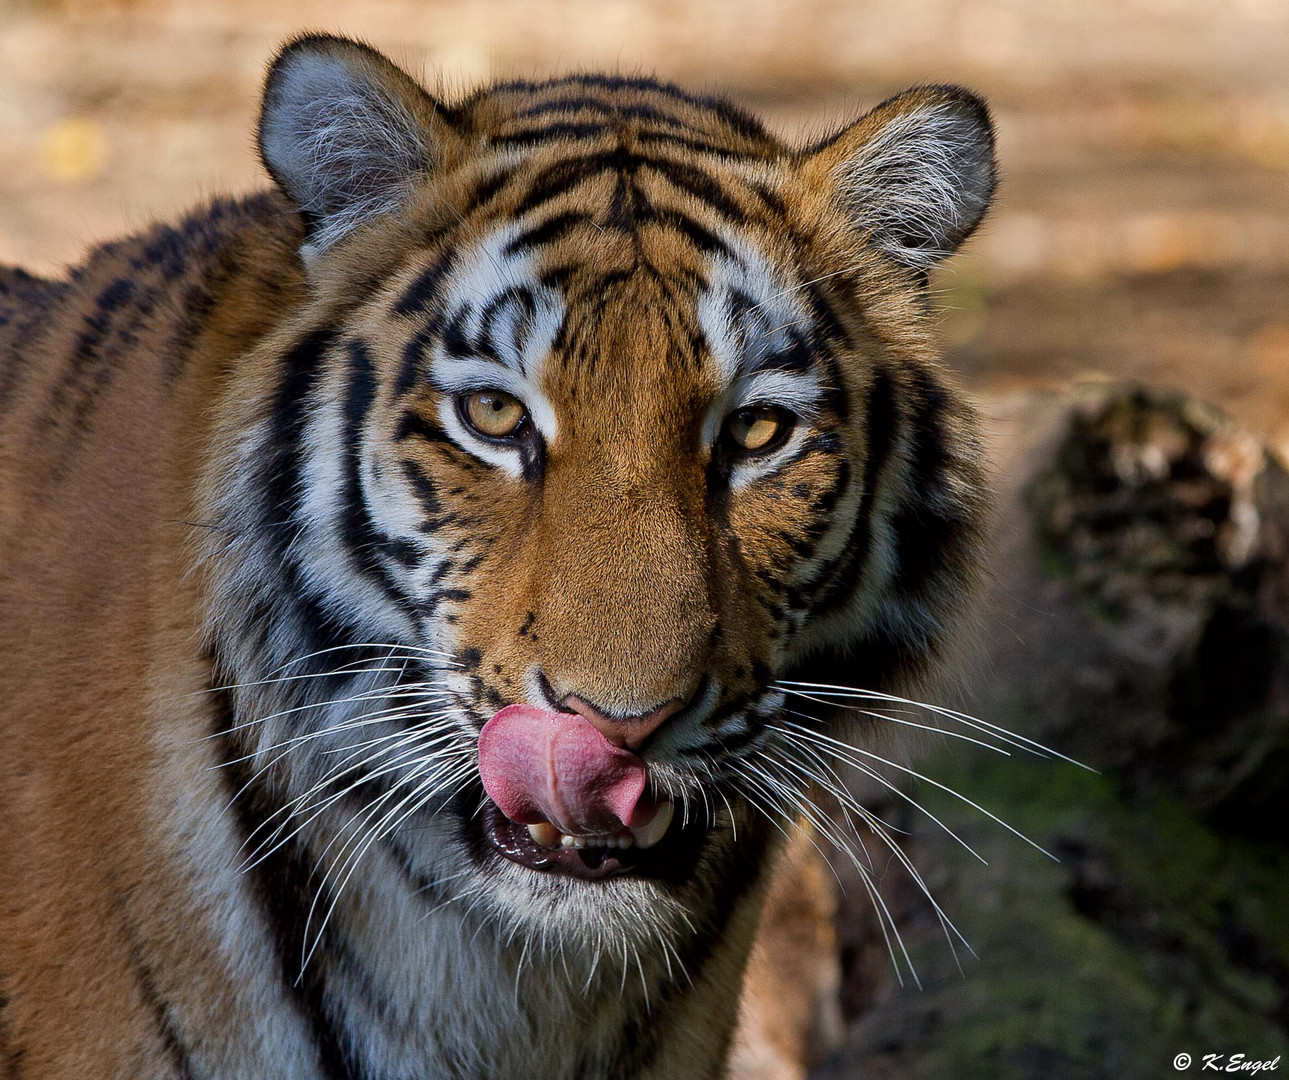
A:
628;799;675;850
526;822;561;848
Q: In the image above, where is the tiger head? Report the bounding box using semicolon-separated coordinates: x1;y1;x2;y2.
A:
206;35;994;958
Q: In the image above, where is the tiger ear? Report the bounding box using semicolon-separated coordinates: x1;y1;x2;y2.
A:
258;34;452;257
800;86;996;269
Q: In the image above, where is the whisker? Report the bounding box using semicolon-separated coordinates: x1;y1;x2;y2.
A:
773;718;987;865
778;717;1057;861
220;705;462;838
237;726;467;869
735;762;919;988
300;757;477;974
775;680;1095;771
198;640;461;697
748;735;979;980
207;679;458;742
746;266;860;314
214;696;455;766
778;687;1012;756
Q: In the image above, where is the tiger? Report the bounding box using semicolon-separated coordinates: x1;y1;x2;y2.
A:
0;33;995;1080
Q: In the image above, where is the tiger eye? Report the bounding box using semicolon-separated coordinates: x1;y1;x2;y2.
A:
462;390;527;439
727;407;790;454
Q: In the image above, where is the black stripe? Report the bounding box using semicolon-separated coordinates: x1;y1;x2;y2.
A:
419;586;471;619
504;211;590;254
399;458;459;532
489;72;768;130
642;158;745;223
748;328;813;375
261;328;335;562
499;73;768;139
800;277;854;352
339;339;418;613
606;168;639;230
476;286;536;364
511;96;691;129
161;277;218;386
634;129;760;157
0;267;69;414
40;276;133;429
441;305;473;359
467;167;515;209
394;410;452;446
882;367;971;599
395;325;435;397
819;348;850;423
814;366;897;614
513;152;628;217
512;148;750;227
209;680;366;1080
258;327;391;680
116;900;199;1080
0;989;25;1080
392;249;456;318
490;121;609;148
638;206;732;256
749;180;787;216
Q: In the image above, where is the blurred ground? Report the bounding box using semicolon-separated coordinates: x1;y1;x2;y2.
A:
3;2;1287;1077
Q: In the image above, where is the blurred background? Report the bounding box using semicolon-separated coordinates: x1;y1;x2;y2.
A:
2;1;1286;1077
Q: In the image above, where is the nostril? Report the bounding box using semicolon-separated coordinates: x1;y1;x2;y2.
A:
561;694;685;751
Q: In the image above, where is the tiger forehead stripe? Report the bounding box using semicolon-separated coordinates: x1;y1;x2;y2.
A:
475;72;778;154
448;109;791;261
694;251;830;461
396;225;564;449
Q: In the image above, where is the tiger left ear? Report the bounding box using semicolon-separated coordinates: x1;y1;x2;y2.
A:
258;34;455;258
800;85;997;269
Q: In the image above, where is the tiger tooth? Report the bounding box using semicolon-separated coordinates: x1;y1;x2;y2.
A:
628;799;675;850
526;821;561;848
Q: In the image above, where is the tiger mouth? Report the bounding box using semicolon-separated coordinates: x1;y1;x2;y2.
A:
478;797;712;882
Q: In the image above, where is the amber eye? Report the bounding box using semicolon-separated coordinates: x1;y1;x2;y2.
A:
725;406;794;455
460;389;527;439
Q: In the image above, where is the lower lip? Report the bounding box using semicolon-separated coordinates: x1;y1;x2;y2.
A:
479;798;711;883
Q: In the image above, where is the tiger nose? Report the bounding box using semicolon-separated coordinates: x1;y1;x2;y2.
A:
561;693;685;751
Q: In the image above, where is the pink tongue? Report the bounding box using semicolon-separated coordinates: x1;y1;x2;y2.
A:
478;705;653;835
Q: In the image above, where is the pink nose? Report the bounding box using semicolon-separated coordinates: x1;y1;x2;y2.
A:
561;695;684;751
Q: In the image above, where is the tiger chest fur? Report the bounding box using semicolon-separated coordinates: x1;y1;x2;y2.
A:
0;34;995;1080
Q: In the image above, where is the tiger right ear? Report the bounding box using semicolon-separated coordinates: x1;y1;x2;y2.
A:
258;34;453;257
800;85;997;270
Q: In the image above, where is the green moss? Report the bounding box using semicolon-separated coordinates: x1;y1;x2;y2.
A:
856;747;1289;1077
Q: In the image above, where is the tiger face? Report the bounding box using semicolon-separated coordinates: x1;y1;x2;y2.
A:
207;35;994;961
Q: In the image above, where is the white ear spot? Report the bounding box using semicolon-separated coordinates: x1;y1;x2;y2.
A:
258;36;442;256
827;89;996;268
